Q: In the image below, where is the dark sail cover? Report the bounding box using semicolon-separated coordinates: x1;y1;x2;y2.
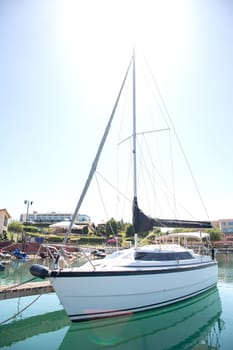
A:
132;197;212;233
133;197;156;233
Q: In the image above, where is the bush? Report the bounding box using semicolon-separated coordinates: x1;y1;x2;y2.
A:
77;236;106;245
46;235;64;243
24;226;40;233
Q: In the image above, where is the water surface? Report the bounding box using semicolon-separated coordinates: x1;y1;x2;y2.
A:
0;254;233;349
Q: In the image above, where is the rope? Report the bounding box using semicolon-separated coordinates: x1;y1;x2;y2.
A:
0;294;42;325
0;276;37;294
0;276;42;325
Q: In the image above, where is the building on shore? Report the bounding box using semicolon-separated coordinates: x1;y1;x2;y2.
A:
0;209;11;238
19;211;90;225
212;219;233;240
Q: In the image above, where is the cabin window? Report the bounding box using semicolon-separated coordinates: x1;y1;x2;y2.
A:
134;251;194;261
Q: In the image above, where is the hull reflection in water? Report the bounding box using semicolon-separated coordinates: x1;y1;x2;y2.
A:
60;288;222;350
0;309;70;348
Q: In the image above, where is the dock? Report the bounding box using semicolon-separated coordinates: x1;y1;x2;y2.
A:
0;281;54;300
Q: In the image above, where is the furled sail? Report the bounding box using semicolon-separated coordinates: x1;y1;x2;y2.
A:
132;197;212;233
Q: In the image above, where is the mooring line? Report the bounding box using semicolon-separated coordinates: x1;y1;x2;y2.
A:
0;276;37;293
0;294;42;325
0;277;42;325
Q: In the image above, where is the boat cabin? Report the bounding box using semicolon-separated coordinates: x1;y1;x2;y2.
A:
134;250;194;261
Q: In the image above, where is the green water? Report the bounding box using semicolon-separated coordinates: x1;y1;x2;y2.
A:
0;254;233;349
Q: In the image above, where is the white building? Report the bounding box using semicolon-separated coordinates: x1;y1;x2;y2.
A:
212;218;233;238
20;211;90;224
0;208;11;236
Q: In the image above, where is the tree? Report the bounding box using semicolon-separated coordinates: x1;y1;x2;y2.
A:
206;228;222;242
105;218;118;237
8;221;24;233
125;224;134;238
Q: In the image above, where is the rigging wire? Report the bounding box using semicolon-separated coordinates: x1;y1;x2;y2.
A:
94;173;117;239
137;132;197;220
95;171;131;204
94;172;110;221
168;129;178;218
143;53;210;220
136;135;151;214
136;134;169;217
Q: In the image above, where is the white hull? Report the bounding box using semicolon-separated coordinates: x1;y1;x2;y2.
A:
51;262;218;322
60;287;221;349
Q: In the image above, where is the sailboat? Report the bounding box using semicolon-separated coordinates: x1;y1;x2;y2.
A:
30;51;218;322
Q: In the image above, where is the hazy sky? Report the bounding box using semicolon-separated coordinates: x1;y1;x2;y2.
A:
1;0;233;223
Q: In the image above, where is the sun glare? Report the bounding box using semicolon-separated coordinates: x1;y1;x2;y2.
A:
60;0;186;83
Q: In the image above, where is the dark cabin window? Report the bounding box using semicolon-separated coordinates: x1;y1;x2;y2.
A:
134;251;194;261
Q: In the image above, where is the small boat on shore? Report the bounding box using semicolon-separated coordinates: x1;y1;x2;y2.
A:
13;249;29;260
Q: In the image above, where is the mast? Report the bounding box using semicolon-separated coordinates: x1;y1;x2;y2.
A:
132;50;138;248
133;50;137;201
